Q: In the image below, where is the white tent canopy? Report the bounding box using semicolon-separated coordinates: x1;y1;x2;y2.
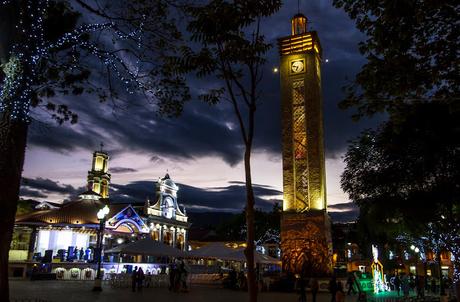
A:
105;237;187;258
188;242;280;264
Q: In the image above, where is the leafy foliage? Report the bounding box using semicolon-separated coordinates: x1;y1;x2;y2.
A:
333;0;459;119
216;203;281;242
0;0;191;124
342;102;460;245
170;0;281;128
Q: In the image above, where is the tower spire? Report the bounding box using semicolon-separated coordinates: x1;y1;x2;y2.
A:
291;13;307;35
87;149;111;198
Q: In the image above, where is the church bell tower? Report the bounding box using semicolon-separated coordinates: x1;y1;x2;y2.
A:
87;148;111;198
278;13;332;275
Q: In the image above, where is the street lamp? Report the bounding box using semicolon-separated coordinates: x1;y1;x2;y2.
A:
93;205;109;292
411;245;420;278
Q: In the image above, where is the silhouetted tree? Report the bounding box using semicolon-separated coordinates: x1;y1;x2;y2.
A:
341;103;460;291
0;1;189;300
172;1;281;300
334;0;459;296
333;0;459;119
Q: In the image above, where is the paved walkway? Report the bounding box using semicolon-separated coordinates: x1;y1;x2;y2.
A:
10;280;358;302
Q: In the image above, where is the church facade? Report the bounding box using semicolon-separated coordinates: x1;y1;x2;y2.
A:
9;150;189;278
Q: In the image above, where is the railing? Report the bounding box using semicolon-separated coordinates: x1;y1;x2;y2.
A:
106;273;168;288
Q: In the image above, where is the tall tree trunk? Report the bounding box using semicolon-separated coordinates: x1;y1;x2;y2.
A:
0;113;29;302
244;144;257;302
453;256;460;302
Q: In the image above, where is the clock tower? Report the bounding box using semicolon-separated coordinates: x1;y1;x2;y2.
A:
87;150;110;198
278;13;332;275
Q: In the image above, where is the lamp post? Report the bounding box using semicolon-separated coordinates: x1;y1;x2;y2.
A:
410;245;420;275
93;205;109;292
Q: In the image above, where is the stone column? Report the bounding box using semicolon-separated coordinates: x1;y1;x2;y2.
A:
183;229;187;251
28;227;38;260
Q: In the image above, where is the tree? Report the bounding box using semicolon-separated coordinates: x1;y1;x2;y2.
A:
341;103;460;292
333;0;459;119
172;1;281;300
333;0;459;297
217;203;281;243
0;1;189;300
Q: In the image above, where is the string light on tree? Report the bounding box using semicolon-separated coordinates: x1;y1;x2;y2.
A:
0;0;146;122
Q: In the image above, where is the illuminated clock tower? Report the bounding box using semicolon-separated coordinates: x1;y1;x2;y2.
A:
278;13;332;274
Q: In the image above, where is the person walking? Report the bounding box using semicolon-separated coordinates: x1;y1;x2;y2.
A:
431;277;437;294
336;281;345;302
131;266;138;292
394;274;401;296
329;275;338;302
347;274;356;295
168;262;176;291
137;267;145;291
298;276;307;302
310;277;319;302
416;275;425;299
180;260;189;292
401;273;410;298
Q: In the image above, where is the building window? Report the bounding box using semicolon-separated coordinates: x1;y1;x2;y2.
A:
93;183;100;194
151;230;160;241
95;157;103;171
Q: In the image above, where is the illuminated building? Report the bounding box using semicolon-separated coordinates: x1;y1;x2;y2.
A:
9;151;189;278
278;12;333;274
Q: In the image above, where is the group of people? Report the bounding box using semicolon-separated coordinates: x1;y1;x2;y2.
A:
168;259;190;292
131;266;145;292
328;276;348;302
129;260;190;292
392;273;454;299
298;274;357;302
297;276;320;302
225;268;247;290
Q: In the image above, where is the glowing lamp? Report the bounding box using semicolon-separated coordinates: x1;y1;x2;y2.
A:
410;245;415;250
97;205;110;220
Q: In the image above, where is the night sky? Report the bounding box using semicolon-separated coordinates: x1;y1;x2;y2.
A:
20;1;379;222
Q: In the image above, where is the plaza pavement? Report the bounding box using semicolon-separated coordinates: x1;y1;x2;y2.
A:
10;280;359;302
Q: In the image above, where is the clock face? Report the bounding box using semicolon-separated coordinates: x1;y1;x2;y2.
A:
291;60;305;73
161;196;175;219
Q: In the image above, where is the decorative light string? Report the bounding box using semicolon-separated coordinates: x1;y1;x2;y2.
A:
0;0;146;122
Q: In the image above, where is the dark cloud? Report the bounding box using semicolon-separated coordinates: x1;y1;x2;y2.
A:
328;202;358;212
328;202;359;222
110;167;138;173
22;177;79;194
26;2;379;167
19;187;48;198
28;120;100;153
20;176;358;222
21;177;85;200
110;180;281;212
150;155;166;164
